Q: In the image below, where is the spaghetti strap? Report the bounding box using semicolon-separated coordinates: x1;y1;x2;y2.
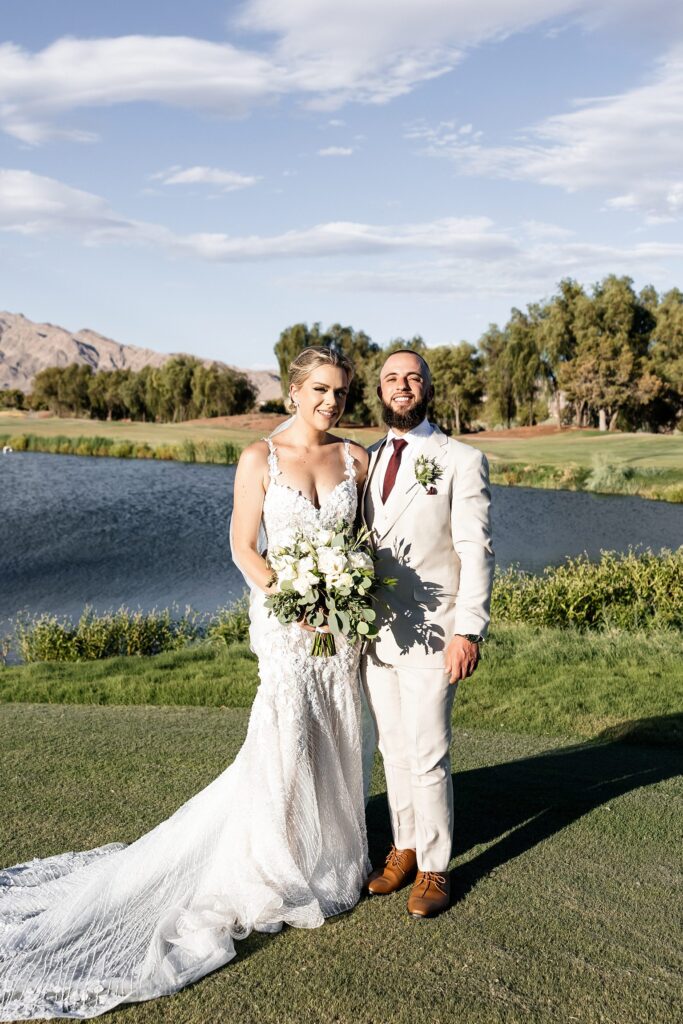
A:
262;436;280;480
342;439;356;482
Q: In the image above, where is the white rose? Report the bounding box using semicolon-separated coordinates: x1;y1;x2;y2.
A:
317;547;347;577
277;528;297;549
349;550;374;571
270;549;295;571
277;563;297;583
329;569;352;593
313;528;334;547
292;570;318;596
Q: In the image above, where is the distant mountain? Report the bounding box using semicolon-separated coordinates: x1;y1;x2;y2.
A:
0;311;281;407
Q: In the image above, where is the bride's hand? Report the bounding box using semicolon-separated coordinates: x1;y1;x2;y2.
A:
297;619;331;634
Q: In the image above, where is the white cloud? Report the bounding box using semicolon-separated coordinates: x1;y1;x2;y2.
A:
0;35;283;144
2;2;675;143
0;168;146;241
152;165;260;191
3;169;682;304
317;146;354;157
292;238;683;299
0;168;511;260
413;44;683;221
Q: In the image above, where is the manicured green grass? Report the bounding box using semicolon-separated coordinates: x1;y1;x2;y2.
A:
475;430;683;470
2;703;680;1023
476;431;683;501
3;626;682;744
0;413;379;450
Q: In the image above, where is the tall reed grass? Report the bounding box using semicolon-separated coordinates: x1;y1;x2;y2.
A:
0;433;242;465
13;606;205;663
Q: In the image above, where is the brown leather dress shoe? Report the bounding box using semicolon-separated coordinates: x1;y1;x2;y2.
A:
407;871;451;918
366;846;418;895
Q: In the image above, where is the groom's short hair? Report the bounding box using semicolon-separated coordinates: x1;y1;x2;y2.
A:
382;349;432;384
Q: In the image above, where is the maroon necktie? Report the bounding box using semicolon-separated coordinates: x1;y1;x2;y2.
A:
381;438;408;504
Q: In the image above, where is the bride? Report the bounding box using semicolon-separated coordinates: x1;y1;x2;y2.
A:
0;346;371;1021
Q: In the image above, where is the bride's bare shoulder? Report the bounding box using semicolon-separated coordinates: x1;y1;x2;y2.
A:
236;440;270;474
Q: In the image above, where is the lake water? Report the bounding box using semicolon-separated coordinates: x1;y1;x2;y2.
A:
1;451;681;630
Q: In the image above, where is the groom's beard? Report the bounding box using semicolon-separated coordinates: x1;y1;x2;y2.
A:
380;392;430;431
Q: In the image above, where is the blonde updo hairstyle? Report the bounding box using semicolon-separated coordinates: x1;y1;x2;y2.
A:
287;346;354;415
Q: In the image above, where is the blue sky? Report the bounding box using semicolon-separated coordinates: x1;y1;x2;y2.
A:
1;1;682;368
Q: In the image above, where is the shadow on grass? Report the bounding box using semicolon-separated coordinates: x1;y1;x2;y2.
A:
365;714;683;904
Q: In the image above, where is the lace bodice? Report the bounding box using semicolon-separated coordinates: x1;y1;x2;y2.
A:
262;437;357;548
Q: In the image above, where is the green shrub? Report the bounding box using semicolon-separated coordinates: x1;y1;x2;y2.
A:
207;596;251;647
491;548;683;630
10;595;254;663
585;458;638;495
14;606;204;663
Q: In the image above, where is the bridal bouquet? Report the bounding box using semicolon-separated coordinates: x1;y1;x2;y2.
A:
264;522;395;656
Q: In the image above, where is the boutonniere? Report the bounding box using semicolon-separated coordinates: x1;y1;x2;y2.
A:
414;455;444;494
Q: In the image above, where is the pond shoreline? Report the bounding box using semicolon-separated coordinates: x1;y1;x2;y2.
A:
2;430;681;503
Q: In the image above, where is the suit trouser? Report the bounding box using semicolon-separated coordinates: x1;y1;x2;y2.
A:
361;657;456;872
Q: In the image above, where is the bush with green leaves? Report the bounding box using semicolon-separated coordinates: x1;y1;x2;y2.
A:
14;606;203;663
491;548;683;630
8;550;682;665
206;596;251;648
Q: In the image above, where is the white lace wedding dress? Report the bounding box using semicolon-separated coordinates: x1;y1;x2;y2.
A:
0;439;369;1020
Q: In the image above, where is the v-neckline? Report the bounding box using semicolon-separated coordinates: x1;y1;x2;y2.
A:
268;477;348;513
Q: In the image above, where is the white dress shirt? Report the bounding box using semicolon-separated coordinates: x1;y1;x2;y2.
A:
377;418;434;496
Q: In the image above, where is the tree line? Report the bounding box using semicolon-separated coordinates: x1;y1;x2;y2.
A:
274;275;683;432
10;357;257;422
2;274;681;432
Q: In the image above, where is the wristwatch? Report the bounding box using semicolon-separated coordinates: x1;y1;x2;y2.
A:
457;633;484;644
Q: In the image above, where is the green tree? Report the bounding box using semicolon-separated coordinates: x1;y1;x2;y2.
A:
479;324;516;427
30;365;93;416
559;276;654;430
151;356;200;422
537;278;585;422
88;369;128;420
119;368;152;422
648;287;683;430
507;308;544;426
429;343;484;433
0;388;26;410
191;363;256;418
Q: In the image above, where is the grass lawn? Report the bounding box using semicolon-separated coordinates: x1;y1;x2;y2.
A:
0;412;380;450
2;413;681;470
2;700;681;1024
474;430;683;471
3;626;682;744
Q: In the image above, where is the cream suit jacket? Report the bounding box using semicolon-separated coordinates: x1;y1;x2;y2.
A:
362;425;494;667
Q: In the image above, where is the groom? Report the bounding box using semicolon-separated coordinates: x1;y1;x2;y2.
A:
361;349;494;918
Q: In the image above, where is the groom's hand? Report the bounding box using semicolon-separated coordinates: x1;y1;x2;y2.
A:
445;635;480;684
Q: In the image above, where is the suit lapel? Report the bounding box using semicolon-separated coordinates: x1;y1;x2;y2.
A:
362;437;387;528
375;426;448;541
